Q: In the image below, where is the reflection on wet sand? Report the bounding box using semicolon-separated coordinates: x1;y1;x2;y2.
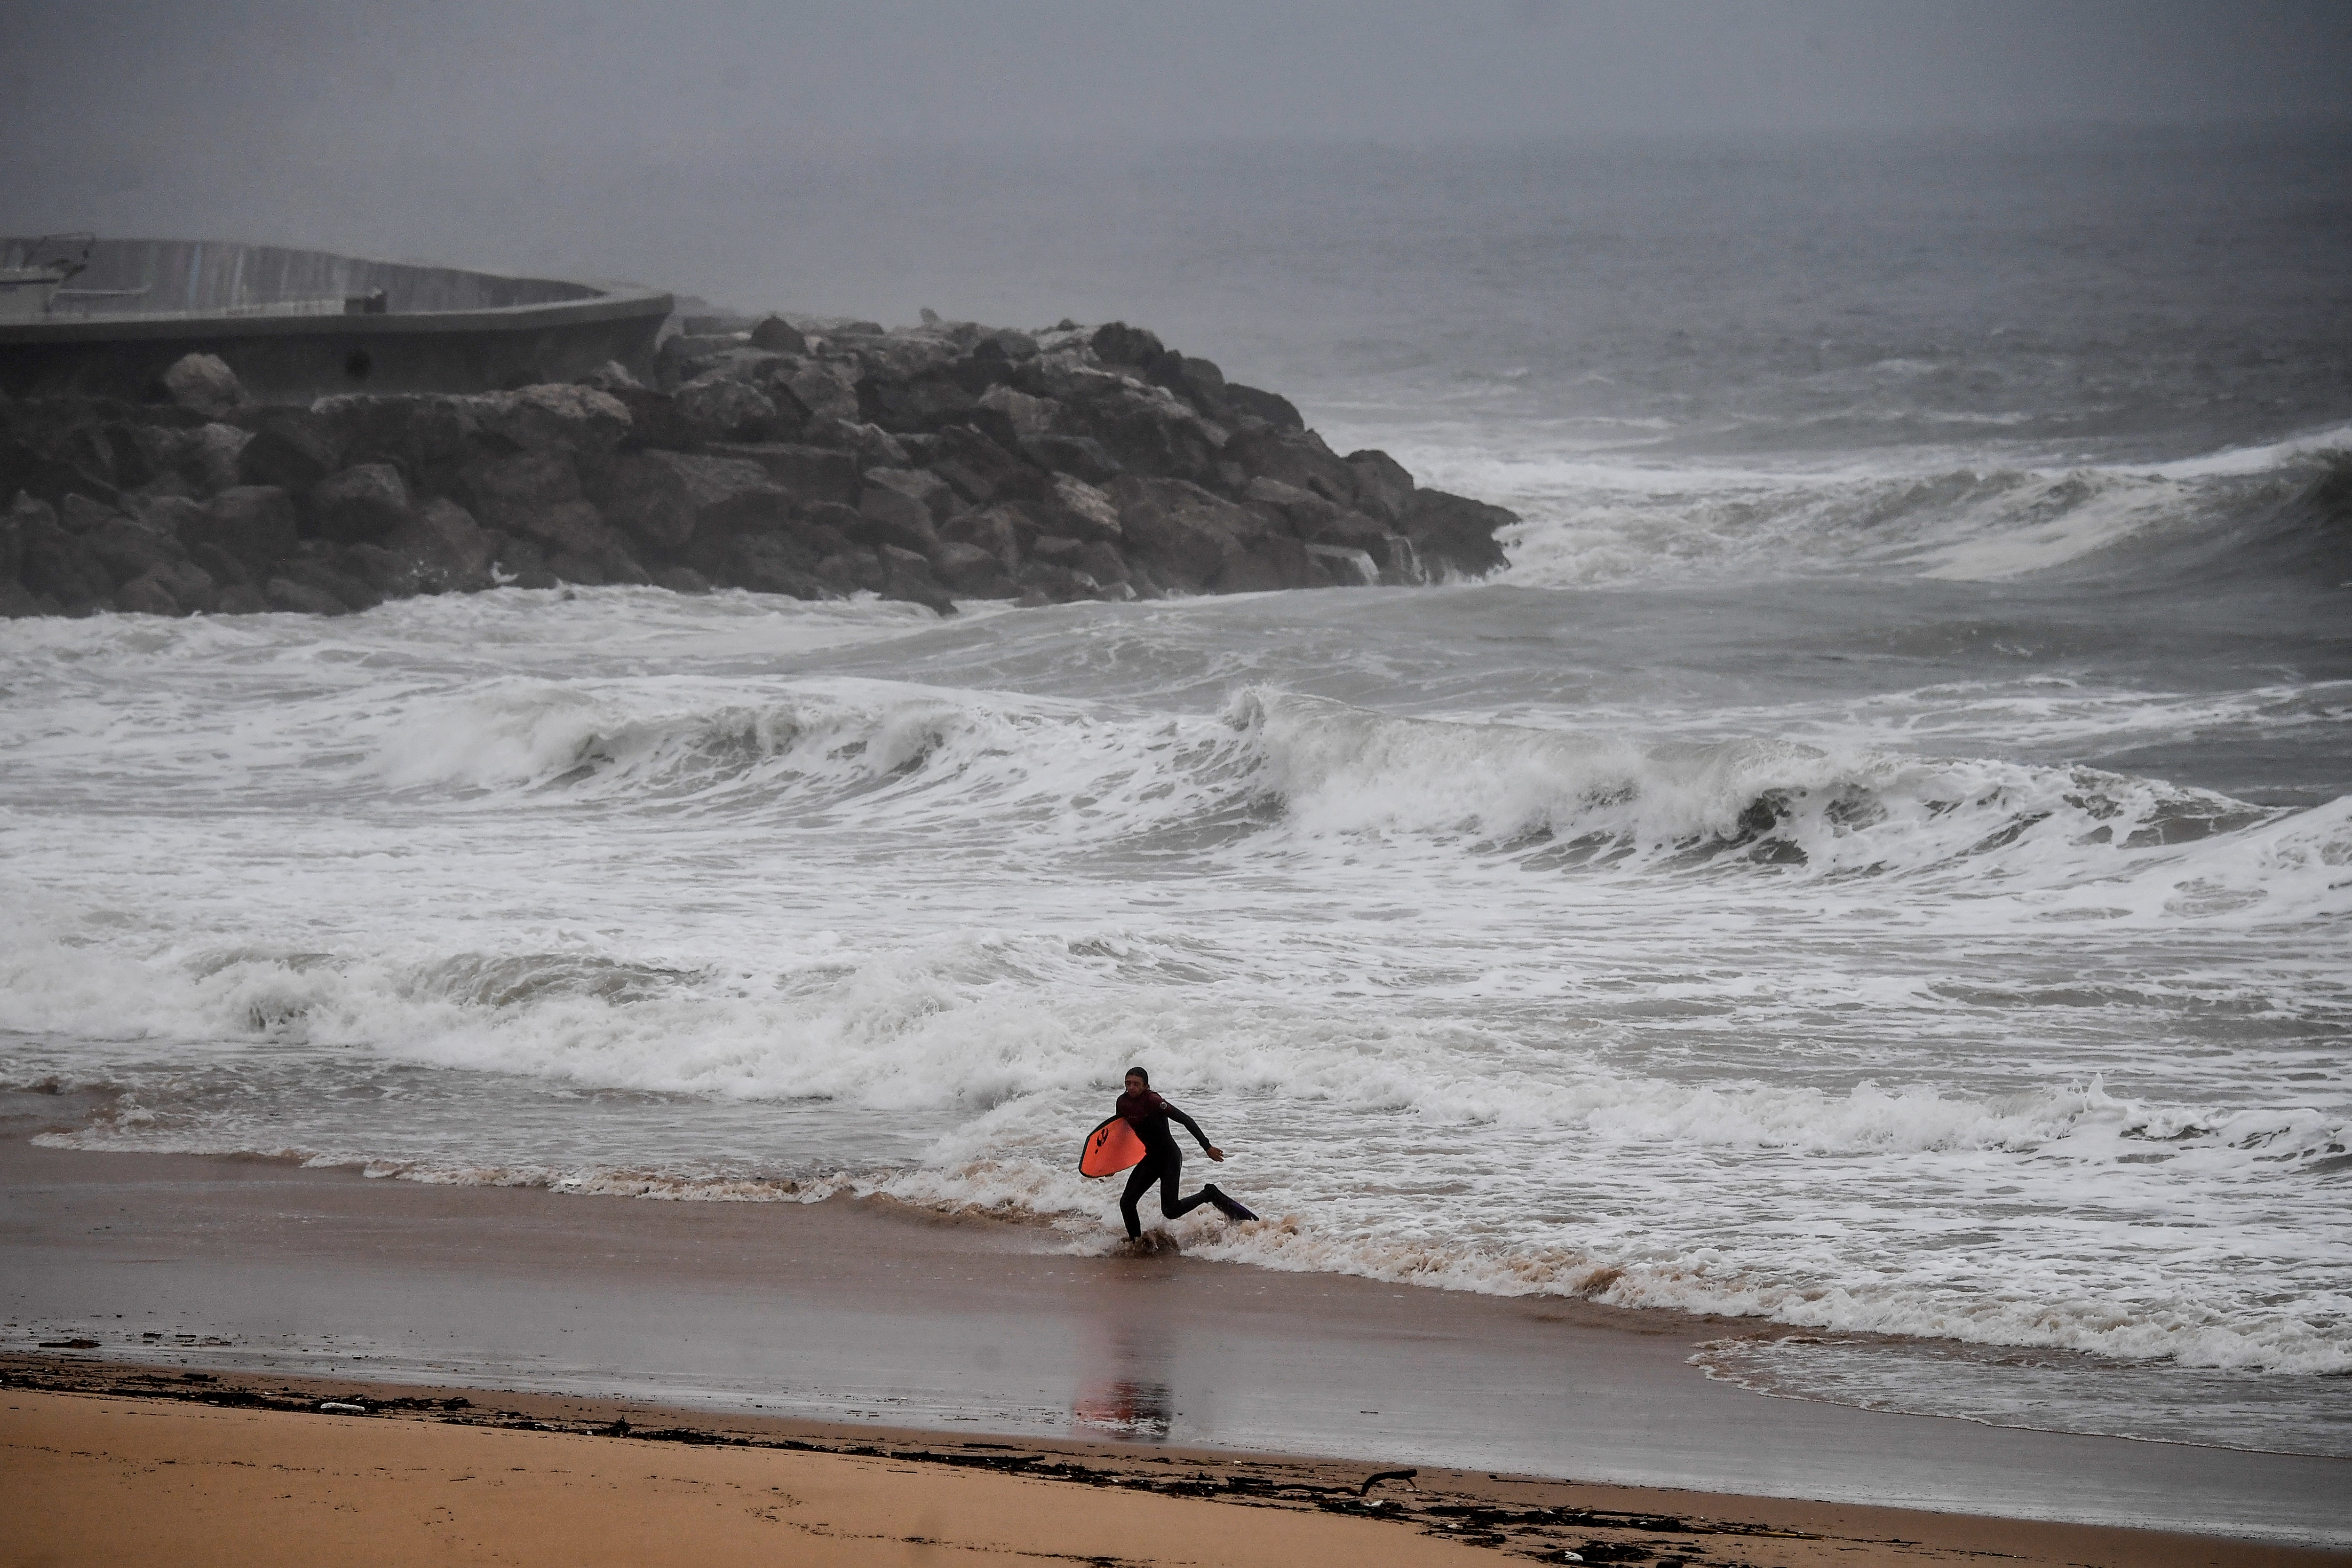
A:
1073;1323;1175;1439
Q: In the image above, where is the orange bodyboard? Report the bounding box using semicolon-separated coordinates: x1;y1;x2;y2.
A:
1080;1115;1146;1179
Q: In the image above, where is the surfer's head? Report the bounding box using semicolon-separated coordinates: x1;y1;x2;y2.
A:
1124;1066;1149;1092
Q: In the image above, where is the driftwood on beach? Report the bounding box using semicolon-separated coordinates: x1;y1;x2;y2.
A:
0;314;1517;618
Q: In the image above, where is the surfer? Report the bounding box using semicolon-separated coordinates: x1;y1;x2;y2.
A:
1113;1066;1256;1239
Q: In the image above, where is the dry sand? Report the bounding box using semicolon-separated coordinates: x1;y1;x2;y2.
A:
7;1379;2346;1568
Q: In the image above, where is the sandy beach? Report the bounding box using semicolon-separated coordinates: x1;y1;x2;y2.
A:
6;1368;2348;1567
5;1136;2348;1562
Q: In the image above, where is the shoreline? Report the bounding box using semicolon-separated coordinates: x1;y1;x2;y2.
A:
7;1370;2347;1568
5;1137;2347;1549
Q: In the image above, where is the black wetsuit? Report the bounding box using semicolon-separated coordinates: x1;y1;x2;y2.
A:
1115;1089;1220;1240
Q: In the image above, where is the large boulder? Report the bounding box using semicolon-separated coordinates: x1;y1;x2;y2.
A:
1345;449;1415;525
460;449;584;537
309;463;413;543
1036;474;1123;543
858;467;959;550
13;495;113;608
595;451;788;554
879;544;955;614
675;373;785;445
319;394;485;495
1212;534;1336;594
380;498;495;593
1403;488;1515;578
264;576;351;616
1071;384;1224;487
772;359;860;426
470;383;633;457
185;485;300;578
749;316;810;355
1018;434;1124;485
274;544;386;611
1224;426;1359;507
73;506;215;611
976;384;1061;438
926;424;1032;506
232;406;348;494
1106;476;1267;592
1090;322;1166;367
860;372;977;433
162;353;245;418
927;539;1016;598
703;443;862;506
1222;383;1304;431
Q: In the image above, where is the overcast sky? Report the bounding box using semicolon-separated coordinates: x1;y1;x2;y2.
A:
5;0;2349;163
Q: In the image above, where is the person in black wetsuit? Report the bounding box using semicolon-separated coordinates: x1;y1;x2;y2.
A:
1114;1066;1256;1240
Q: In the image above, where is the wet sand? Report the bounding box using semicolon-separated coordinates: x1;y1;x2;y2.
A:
3;1138;2347;1555
8;1381;2348;1568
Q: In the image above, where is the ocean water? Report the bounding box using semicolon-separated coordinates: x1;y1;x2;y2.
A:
5;127;2350;1459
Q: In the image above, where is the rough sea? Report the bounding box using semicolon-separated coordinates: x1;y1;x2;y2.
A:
5;126;2348;1457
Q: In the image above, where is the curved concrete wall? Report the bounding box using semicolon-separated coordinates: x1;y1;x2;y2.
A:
0;238;671;403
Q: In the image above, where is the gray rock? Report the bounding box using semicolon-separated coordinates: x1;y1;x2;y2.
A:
675;373;783;444
1089;322;1166;367
0;578;50;617
186;486;299;578
471;384;634;457
162;353;245;417
460;449;584;537
879;544;955;615
863;466;960;523
774;360;860;426
1215;534;1335;594
1305;542;1379;586
651;565;713;594
232;407;347;494
1225;426;1359;507
802;419;910;467
114;570;181;615
596;451;787;552
380;497;495;592
1403;488;1515;578
861;372;977;432
928;539;1015;597
1039;474;1123;542
857;483;941;554
1017;434;1124;485
1075;539;1130;587
1345;449;1415;524
976;384;1062;438
264;577;350;616
1223;382;1304;431
310;463;413;543
703;443;862;506
749;316;810;355
1106;476;1262;591
939;503;1027;571
215;582;269;614
278;546;385;611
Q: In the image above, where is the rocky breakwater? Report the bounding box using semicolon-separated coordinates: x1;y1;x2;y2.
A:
0;315;1515;619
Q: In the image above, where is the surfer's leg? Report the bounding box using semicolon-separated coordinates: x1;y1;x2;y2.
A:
1156;1153;1198;1220
1119;1158;1158;1239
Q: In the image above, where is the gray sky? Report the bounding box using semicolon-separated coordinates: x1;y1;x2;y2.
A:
4;0;2349;162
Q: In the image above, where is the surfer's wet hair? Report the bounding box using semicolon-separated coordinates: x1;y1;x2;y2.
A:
1124;1066;1149;1085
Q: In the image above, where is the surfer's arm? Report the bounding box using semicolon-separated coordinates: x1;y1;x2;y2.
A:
1167;1105;1216;1156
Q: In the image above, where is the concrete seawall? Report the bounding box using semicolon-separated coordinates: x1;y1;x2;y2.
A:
0;238;671;402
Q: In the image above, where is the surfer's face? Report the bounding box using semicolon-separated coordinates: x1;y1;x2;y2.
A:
1125;1074;1145;1094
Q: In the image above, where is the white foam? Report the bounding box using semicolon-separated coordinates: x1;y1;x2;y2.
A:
4;585;2345;1417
